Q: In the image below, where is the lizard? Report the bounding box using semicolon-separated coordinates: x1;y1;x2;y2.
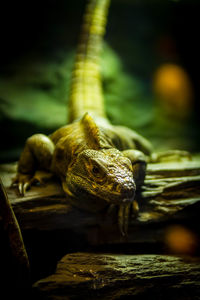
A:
13;0;153;236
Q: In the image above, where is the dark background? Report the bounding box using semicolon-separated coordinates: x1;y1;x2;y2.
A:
0;0;200;162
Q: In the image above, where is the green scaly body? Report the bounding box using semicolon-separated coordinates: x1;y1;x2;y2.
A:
14;0;152;235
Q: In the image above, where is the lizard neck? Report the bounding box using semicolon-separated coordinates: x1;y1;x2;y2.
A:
51;113;113;179
68;0;110;123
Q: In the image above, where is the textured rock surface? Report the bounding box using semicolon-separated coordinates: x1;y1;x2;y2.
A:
0;159;200;249
33;252;200;300
0;158;200;295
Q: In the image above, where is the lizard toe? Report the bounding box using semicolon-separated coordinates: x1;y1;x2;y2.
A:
30;170;53;186
12;173;32;196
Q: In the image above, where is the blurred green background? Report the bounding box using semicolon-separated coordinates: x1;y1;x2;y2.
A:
0;0;200;162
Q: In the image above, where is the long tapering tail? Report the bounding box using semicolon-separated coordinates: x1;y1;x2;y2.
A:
68;0;110;123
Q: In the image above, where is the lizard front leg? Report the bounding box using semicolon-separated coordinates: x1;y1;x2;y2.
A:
13;134;55;195
123;149;147;187
118;149;147;236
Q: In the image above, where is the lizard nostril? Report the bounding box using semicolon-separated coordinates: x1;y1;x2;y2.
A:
122;183;135;199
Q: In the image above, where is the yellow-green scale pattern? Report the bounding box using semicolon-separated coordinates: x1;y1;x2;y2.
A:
68;0;110;123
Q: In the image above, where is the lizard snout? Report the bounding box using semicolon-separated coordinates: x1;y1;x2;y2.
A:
121;186;135;203
115;178;136;203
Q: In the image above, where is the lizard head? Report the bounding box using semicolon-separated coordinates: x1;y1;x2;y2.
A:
62;148;136;212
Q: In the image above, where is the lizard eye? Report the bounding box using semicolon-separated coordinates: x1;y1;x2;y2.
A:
91;165;105;180
87;159;105;181
92;166;100;174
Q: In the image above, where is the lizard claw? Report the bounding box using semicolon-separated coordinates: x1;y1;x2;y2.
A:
18;182;29;196
18;182;24;196
12;174;32;196
12;170;52;196
20;182;31;196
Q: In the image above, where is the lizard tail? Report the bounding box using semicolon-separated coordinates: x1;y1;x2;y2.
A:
68;0;110;123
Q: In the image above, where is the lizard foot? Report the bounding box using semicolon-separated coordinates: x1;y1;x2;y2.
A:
12;171;52;196
12;173;33;196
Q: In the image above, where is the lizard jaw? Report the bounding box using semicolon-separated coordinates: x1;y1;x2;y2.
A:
63;174;135;206
62;181;108;212
62;178;137;236
122;195;135;203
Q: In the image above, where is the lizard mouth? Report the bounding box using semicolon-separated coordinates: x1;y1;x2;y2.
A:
97;188;135;204
62;180;109;212
64;174;135;206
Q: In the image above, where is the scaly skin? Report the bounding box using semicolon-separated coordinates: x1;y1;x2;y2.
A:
13;0;153;235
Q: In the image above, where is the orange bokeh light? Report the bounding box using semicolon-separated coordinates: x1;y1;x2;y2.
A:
165;225;198;255
153;63;194;118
